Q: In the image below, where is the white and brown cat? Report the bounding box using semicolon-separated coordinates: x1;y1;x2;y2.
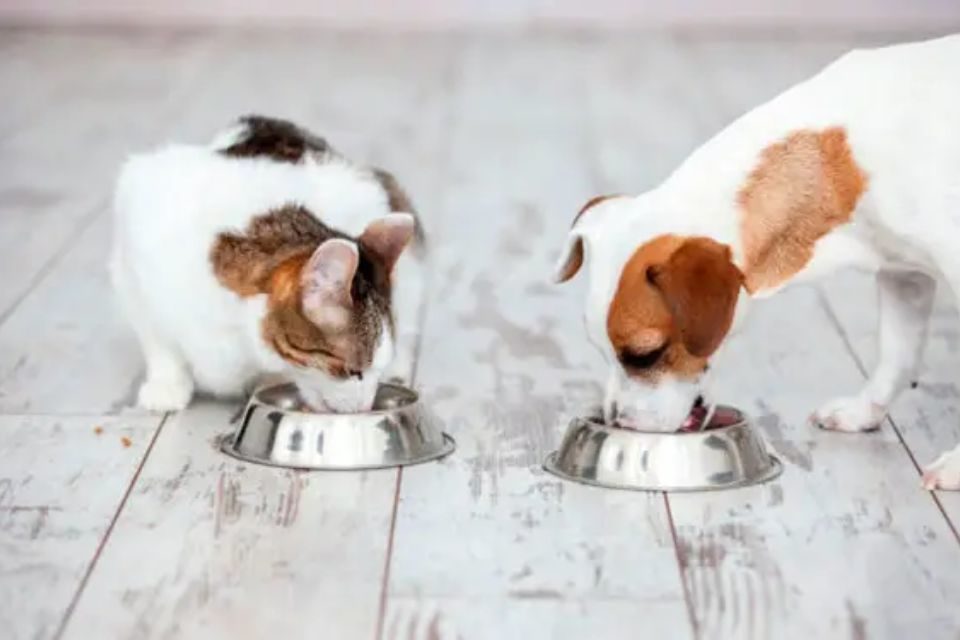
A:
110;116;424;412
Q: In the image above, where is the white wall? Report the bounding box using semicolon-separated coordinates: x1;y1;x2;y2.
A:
1;0;960;29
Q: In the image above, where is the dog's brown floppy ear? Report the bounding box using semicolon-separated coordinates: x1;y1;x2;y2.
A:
647;238;743;357
553;232;585;283
554;195;623;283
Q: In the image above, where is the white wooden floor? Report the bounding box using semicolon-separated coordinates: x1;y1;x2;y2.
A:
1;28;959;640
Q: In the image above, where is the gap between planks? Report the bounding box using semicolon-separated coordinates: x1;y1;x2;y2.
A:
375;469;404;640
52;412;170;640
816;288;960;547
0;198;105;327
663;493;700;638
373;43;462;640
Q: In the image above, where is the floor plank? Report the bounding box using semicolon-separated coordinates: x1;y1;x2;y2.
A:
384;598;685;640
0;414;162;640
62;402;400;640
0;215;147;414
0;30;228;321
381;35;695;638
820;274;960;529
0;31;232;640
669;286;960;639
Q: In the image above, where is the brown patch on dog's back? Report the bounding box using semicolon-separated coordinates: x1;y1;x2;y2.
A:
220;116;330;163
738;127;867;292
608;235;742;381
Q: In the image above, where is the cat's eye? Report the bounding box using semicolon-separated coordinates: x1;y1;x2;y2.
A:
619;343;668;370
287;339;337;359
347;369;364;381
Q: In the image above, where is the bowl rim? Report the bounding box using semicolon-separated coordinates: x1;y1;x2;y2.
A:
248;381;420;418
572;404;748;435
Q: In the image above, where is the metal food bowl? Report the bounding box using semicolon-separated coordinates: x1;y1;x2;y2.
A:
220;382;455;470
544;406;782;492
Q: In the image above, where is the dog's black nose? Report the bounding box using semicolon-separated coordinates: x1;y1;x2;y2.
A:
692;395;705;409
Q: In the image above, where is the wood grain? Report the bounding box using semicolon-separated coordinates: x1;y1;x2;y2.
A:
669;286;960;639
62;402;400;640
820;273;960;528
380;36;695;638
383;598;685;640
0;415;161;640
0;215;147;414
0;30;229;320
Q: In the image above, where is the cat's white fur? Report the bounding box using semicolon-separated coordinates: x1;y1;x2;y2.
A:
110;129;422;412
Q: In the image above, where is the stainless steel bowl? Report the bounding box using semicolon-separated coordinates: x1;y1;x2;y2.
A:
544;406;782;492
220;382;454;470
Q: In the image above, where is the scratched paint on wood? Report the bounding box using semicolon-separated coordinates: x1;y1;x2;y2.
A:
383;598;685;640
0;30;231;320
0;215;149;415
61;402;400;640
668;286;960;639
381;36;694;639
0;415;160;640
820;273;960;529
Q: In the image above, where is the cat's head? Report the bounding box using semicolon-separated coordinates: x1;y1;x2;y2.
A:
258;214;414;412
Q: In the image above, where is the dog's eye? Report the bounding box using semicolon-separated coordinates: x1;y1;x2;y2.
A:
619;343;668;370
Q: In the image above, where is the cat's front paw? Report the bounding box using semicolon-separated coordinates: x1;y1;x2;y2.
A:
137;376;194;412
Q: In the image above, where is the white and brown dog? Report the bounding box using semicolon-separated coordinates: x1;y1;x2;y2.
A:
553;34;960;490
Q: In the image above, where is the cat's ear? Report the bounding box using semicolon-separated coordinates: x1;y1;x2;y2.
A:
300;238;358;325
359;213;415;273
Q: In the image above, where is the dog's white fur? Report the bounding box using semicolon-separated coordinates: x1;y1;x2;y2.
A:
111;129;423;413
555;35;960;489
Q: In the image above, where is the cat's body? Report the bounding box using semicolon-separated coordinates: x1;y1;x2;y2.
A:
111;116;424;412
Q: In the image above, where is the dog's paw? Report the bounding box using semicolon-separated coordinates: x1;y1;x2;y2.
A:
921;447;960;491
137;376;194;412
810;396;885;432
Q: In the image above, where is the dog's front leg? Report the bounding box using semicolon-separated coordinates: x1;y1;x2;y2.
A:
813;270;935;432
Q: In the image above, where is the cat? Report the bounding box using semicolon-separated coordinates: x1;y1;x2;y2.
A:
110;115;425;412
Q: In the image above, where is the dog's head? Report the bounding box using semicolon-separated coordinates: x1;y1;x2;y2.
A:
554;195;744;431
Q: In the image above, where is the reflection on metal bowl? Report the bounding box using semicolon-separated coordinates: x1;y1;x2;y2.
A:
220;382;455;471
544;407;782;492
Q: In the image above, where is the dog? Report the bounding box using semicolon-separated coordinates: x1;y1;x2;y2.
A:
553;34;960;490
